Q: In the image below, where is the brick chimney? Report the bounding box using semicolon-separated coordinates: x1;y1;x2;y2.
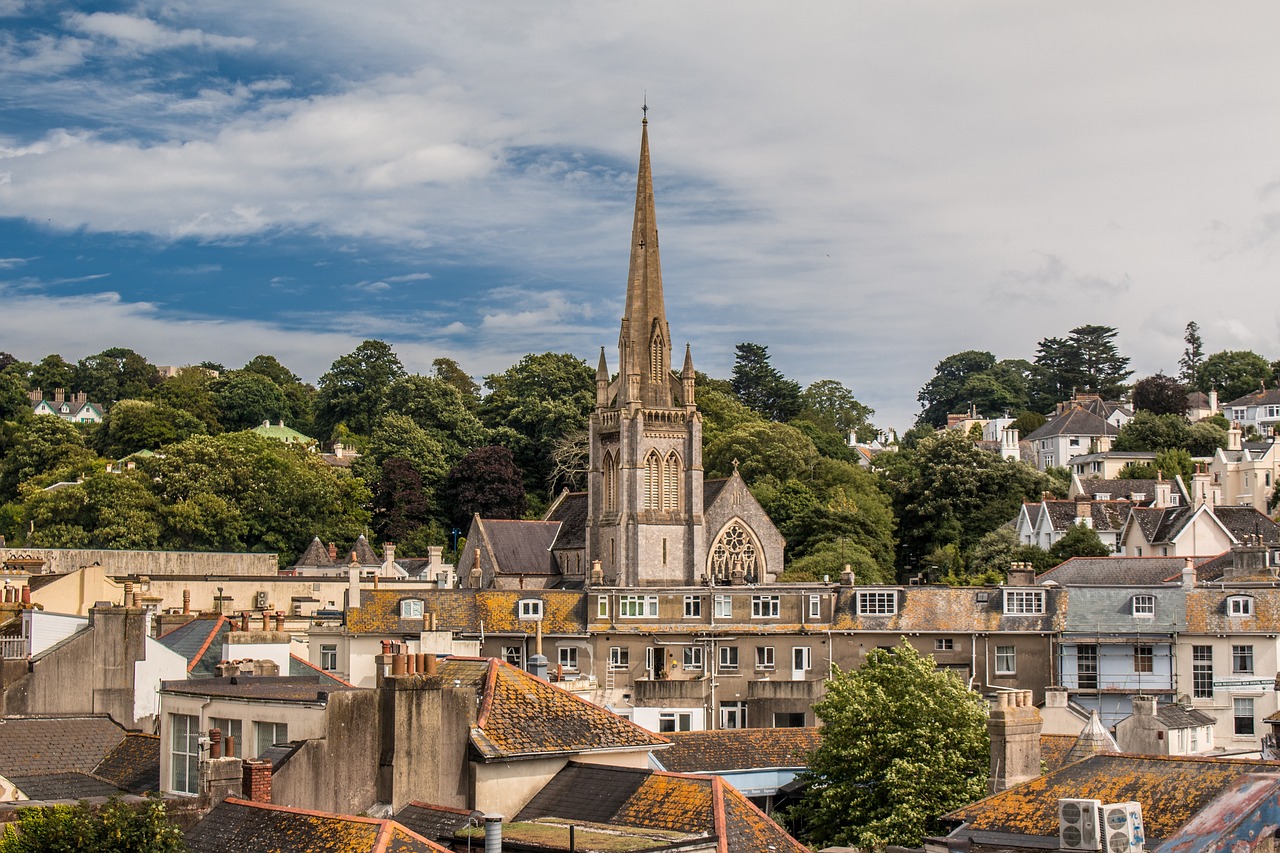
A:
328;542;338;561
1007;561;1035;586
1074;496;1092;527
988;689;1042;793
242;759;272;803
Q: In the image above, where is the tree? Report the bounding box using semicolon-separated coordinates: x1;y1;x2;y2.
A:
314;340;405;439
370;457;433;543
795;641;988;849
705;421;819;483
353;414;449;503
1009;409;1046;438
916;350;997;427
965;527;1053;582
0;416;99;502
730;342;803;422
1197;350;1272;402
380;375;487;464
480;353;595;493
92;399;205;458
0;799;186;853
877;429;1051;571
431;357;480;406
74;347;159;403
1048;524;1112;562
28;354;76;396
0;371;27;421
1154;447;1196;480
444;446;527;529
149;367;221;432
1131;373;1188;416
1113;411;1192;453
1030;325;1132;408
241;354;301;386
212;372;287;432
1179;321;1204;385
1186;421;1228;457
798;379;874;438
1116;461;1158;480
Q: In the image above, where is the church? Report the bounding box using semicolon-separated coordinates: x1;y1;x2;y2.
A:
458;116;783;590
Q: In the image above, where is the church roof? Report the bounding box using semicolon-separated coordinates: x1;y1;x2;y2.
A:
544;490;588;551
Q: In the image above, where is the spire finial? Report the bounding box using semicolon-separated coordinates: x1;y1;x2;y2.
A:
642;93;648;123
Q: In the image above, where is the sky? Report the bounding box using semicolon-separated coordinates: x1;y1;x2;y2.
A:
3;2;1280;430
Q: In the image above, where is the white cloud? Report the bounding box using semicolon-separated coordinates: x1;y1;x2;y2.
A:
65;12;255;53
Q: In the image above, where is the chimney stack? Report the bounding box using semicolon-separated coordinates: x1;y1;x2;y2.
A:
328;542;338;561
1007;562;1035;586
1131;695;1157;717
1182;557;1197;589
241;759;272;803
988;689;1043;793
182;588;191;615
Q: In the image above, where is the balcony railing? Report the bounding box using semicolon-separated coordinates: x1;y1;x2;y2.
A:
1;637;30;659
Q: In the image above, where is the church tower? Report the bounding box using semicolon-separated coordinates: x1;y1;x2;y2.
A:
587;115;706;586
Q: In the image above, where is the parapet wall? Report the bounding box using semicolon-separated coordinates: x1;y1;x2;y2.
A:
3;548;279;576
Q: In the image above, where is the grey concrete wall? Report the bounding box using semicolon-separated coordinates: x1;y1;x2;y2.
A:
5;548;278;576
272;690;381;814
3;606;149;729
381;676;474;813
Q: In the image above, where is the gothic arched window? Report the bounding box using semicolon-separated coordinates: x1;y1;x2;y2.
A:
662;451;681;511
708;521;763;584
603;451;618;513
650;332;665;381
644;451;662;510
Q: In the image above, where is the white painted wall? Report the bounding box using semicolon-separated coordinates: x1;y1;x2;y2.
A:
24;611;89;655
134;637;189;726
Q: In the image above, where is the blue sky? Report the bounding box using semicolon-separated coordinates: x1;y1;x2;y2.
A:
4;2;1280;428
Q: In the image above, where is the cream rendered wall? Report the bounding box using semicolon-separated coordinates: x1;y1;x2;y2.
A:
472;755;568;816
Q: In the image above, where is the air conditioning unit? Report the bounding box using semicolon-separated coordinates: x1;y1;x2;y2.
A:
1101;801;1144;852
1058;798;1102;851
255;591;269;610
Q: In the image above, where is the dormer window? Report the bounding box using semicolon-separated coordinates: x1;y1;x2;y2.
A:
1229;596;1254;617
400;599;424;619
1132;595;1155;617
856;591;898;615
1003;589;1045;615
519;599;543;620
1093;493;1111;500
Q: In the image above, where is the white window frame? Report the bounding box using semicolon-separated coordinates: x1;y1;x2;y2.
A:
618;595;659;618
1233;644;1254;674
503;645;522;667
658;711;692;733
683;595;702;618
1235;697;1256;736
254;721;289;756
755;646;775;670
597;595;608;618
808;594;821;619
518;599;543;620
609;646;629;670
400;599;424;619
793;646;812;672
1003;590;1045;615
320;644;338;671
170;713;200;795
714;594;732;619
1230;596;1255;617
558;646;578;671
995;645;1016;675
718;645;739;671
683;645;703;671
1132;595;1155;617
856;591;898;615
751;595;780;618
935;638;955;651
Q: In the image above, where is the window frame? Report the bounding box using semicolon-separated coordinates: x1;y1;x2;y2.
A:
793;646;812;672
1235;697;1256;736
755;646;775;670
808;594;821;619
713;594;732;619
856;590;898;616
935;638;955;651
400;598;424;619
518;598;543;620
683;645;703;671
1233;644;1254;675
609;646;630;670
1192;645;1214;699
597;595;608;618
169;713;200;795
1229;596;1255;617
320;644;338;672
658;711;692;733
718;645;739;672
558;646;578;672
1132;595;1156;617
254;721;289;756
618;594;659;618
751;595;780;619
995;645;1016;675
1077;644;1099;689
683;595;702;618
1133;645;1154;673
1003;589;1045;615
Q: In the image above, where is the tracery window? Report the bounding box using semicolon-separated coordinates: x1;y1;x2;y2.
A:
603;451;618;513
708;521;762;583
651;334;665;381
662;451;681;511
644;452;661;509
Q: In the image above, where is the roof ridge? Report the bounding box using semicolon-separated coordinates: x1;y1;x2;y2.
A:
186;615;229;673
289;653;356;687
711;776;728;853
475;659;500;728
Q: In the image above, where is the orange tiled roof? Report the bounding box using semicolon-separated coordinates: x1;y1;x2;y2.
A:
347;589;585;635
656;728;820;774
946;753;1280;843
440;658;666;760
185;797;450;853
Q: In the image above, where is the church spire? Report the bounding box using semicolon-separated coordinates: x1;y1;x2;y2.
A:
619;110;673;407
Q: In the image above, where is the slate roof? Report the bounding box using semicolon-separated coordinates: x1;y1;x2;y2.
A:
1075;478;1175;505
516;762;808;852
0;716;158;800
289;654;356;688
444;657;666;760
474;518;560;575
1156;704;1215;729
830;586;1064;633
1224;388;1280;408
392;803;477;845
347;589;586;635
945;754;1280;845
1186;588;1280;633
156;616;231;677
1213;506;1280;543
703;478;730;508
1156;772;1280;853
1040;556;1200;586
654;728;820;774
1026;408;1118;440
1041;499;1132;532
294;536;334;567
160;675;356;703
186;797;449;853
544;491;588;552
1039;734;1078;773
1061;711;1120;766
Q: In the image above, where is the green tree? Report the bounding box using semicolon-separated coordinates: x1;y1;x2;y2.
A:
1131;373;1188;416
149;368;221;432
0;371;27;421
20;471;162;550
1113;411;1192;453
1030;325;1132;408
1010;409;1047;438
212;372;287;432
877;429;1050;570
798;379;874;439
0;799;186;853
314;339;406;439
916;350;997;427
240;355;316;435
1186;421;1228;457
28;354;76;396
480;353;595;493
694;387;763;452
241;354;301;386
705;421;819;483
730;342;803;422
1197;350;1272;402
380;375;488;464
0;416;100;502
1048;524;1112;562
74;347;159;403
1116;461;1158;480
370;457;433;543
1154;447;1196;480
353;414;449;505
795;641;989;849
431;357;480;406
965;527;1053;582
92;400;205;458
1179;321;1204;385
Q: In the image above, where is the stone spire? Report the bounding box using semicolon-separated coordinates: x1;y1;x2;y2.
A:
618;114;673;408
